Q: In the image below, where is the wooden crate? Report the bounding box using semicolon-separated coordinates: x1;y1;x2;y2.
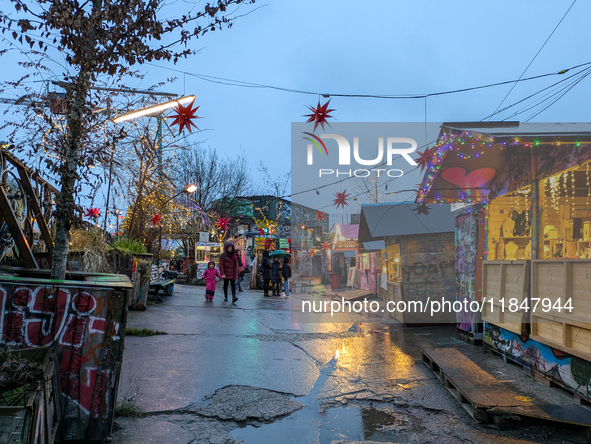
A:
530;259;591;362
482;260;530;336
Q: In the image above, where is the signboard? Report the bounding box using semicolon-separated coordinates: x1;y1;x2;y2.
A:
347;266;356;287
199;232;210;242
279;238;289;248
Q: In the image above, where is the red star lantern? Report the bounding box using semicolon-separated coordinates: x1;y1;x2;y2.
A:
412;203;430;216
304;99;335;133
309;250;316;258
257;227;266;236
215;215;231;232
315;210;326;221
168;99;201;135
322;242;330;251
84;208;100;219
333;190;350;209
415;147;435;172
287;238;292;245
150;214;162;226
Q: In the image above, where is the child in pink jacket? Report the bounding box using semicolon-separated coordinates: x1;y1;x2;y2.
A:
202;261;223;300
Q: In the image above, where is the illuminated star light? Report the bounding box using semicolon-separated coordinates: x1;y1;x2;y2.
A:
168;99;201;134
304;99;335;133
333;190;350;209
150;214;162;226
215;215;231;232
316;210;327;221
415;147;436;172
84;208;100;219
322;242;330;250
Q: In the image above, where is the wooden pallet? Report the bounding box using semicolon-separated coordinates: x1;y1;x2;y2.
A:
423;348;591;433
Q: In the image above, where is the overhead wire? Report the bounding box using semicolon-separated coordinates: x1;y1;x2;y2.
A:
486;0;578;120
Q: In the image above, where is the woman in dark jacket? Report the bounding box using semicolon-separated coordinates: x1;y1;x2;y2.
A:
282;257;292;296
261;250;272;297
271;256;282;296
219;242;240;303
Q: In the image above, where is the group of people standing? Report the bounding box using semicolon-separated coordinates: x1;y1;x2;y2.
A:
202;242;292;301
260;250;291;297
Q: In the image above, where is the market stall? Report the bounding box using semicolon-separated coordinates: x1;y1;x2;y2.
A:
358;203;456;326
417;122;591;399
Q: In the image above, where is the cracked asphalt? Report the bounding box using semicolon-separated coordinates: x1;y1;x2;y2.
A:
113;284;589;444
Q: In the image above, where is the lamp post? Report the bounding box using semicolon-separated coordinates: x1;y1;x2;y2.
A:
157;184;197;266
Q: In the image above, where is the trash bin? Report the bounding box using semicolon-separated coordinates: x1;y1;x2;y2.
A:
331;273;340;289
0;268;131;441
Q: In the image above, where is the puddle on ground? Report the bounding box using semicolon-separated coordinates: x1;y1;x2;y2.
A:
230;406;425;443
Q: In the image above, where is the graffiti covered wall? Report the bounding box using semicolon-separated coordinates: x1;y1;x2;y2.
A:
0;279;127;441
484;323;591;401
400;232;456;324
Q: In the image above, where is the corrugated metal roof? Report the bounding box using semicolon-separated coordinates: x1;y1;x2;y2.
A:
358;202;455;243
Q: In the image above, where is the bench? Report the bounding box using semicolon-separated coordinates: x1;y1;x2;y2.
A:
149;266;175;300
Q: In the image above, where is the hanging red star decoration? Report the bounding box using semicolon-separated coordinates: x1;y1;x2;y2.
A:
257;227;266;236
150;214;162;226
84;208;100;219
287;238;292;245
309;250;316;258
412;203;430;216
415;147;435;172
215;215;231;232
322;242;330;251
168;99;201;135
304;99;335;133
315;210;326;221
333;190;350;209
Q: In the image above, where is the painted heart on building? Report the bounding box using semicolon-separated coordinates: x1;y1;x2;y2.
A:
440;167;496;190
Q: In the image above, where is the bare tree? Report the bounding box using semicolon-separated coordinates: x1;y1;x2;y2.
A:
0;0;256;279
257;161;291;198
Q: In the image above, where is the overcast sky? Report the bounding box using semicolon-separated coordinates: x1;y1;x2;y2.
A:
1;0;590;213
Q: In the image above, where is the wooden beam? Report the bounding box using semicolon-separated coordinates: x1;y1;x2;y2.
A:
0;186;38;268
15;165;53;255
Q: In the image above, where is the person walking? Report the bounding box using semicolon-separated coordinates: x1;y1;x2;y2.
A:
219;242;240;303
271;255;282;296
261;250;272;297
282;257;291;296
236;250;245;292
202;261;222;301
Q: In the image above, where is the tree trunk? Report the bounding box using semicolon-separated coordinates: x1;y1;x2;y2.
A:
50;0;103;280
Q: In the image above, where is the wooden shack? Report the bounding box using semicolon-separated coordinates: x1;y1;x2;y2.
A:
358;202;456;326
417;122;591;401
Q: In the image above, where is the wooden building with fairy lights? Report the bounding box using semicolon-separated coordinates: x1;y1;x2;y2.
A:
417;122;591;402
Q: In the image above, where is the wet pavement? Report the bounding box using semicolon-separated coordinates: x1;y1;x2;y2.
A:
113;283;589;444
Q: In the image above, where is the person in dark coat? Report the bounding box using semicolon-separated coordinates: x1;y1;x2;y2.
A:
261;250;272;297
282;257;292;296
219;242;239;303
271;255;282;296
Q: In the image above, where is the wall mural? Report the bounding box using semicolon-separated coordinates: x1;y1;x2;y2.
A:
484;323;591;400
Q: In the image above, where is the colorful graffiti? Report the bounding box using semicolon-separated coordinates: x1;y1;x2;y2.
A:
0;281;126;441
484;323;591;400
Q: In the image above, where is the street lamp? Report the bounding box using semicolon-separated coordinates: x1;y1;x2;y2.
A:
113;95;196;183
157;184;197;266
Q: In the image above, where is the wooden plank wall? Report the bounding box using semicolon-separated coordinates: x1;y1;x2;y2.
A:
481;260;530;335
531;259;591;362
